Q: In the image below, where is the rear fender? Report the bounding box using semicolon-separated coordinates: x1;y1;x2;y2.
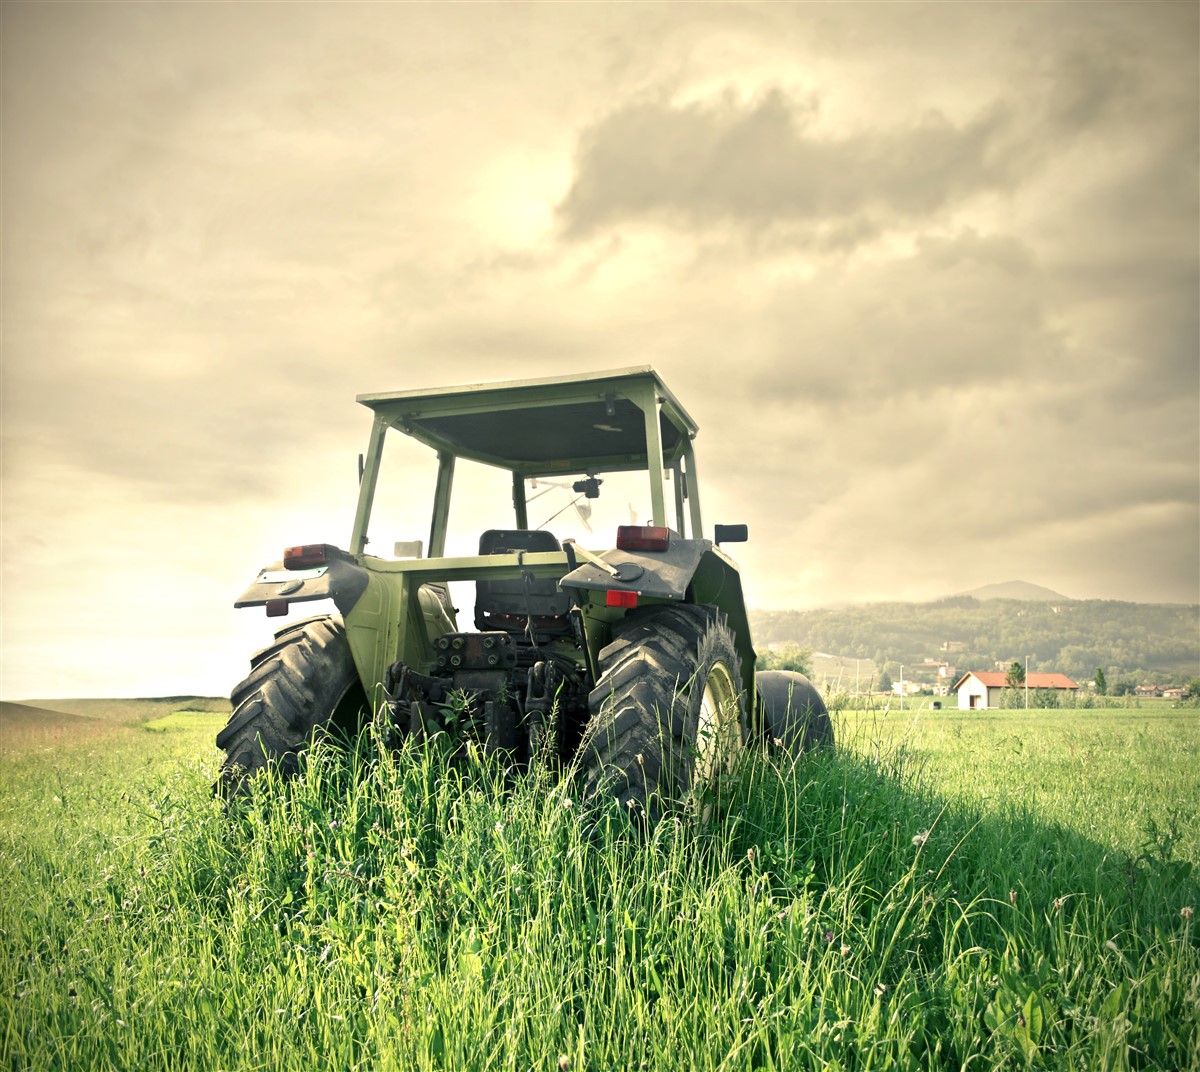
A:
235;559;458;707
559;538;756;703
234;555;369;617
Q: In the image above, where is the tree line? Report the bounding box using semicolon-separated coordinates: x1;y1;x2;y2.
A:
749;597;1199;688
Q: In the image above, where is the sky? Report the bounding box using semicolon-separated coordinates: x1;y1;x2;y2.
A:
2;1;1197;700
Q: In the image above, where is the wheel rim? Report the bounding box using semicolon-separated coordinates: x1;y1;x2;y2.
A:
693;661;741;787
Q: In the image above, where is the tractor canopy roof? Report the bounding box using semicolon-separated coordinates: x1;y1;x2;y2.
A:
357;366;697;478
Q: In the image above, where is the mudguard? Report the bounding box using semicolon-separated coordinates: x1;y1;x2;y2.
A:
559;537;756;703
234;554;370;616
558;538;707;602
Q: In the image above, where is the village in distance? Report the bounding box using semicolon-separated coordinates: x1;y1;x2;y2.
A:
751;580;1200;710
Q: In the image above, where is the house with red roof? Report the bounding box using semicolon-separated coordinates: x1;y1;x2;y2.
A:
952;670;1079;710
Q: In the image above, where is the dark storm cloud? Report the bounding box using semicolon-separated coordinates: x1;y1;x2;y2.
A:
557;89;1015;238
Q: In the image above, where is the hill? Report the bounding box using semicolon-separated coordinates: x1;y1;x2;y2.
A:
0;701;134;753
751;597;1199;687
1;697;230;754
14;696;230;724
956;580;1070;602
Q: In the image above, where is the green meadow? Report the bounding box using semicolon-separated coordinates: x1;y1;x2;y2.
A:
1;702;1197;1071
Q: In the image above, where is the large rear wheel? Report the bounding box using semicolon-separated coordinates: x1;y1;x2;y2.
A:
582;604;746;814
216;615;366;795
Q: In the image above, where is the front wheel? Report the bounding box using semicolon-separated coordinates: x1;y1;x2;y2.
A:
581;604;746;813
755;670;833;752
216;614;366;795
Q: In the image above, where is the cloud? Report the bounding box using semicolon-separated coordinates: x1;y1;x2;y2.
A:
556;4;1198;253
557;88;1015;239
750;231;1056;405
711;377;1198;610
1;2;1195;700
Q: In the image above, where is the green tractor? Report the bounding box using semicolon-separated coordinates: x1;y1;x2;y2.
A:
218;367;830;810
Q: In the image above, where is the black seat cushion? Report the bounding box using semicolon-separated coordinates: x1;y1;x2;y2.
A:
475;529;572;632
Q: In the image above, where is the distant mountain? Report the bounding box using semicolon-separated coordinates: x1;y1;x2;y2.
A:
956;580;1070;602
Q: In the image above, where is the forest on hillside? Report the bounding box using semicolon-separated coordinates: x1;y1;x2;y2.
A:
749;597;1199;685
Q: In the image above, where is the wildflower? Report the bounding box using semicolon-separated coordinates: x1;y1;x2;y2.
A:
494;821;504;834
558;1056;570;1070
1009;889;1018;905
636;753;644;766
1054;897;1065;911
1183;906;1194;920
840;944;851;957
561;797;573;809
329;821;339;830
912;830;929;848
746;847;757;863
823;930;835;943
874;983;888;997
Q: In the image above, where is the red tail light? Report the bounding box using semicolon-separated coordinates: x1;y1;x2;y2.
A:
284;544;329;569
616;526;670;552
606;589;638;608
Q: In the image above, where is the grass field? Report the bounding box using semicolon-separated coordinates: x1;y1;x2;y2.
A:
1;701;1197;1071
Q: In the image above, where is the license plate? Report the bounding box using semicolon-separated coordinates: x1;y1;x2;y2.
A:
256;567;328;584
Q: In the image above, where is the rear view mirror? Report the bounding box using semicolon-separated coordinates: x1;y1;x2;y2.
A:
714;524;748;546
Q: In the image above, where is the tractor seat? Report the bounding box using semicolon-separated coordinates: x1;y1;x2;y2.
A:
474;529;572;634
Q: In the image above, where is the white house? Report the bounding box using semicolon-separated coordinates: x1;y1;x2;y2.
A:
953;671;1079;710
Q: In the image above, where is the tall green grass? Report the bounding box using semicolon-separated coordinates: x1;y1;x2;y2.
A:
1;709;1197;1070
842;707;1200;863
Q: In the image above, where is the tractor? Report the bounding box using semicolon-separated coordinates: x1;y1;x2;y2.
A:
218;367;830;810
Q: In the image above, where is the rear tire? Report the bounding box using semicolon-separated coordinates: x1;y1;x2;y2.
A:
217;615;366;795
755;670;833;752
582;604;746;814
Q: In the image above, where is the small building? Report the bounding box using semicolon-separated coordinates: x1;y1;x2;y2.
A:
953;671;1080;710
